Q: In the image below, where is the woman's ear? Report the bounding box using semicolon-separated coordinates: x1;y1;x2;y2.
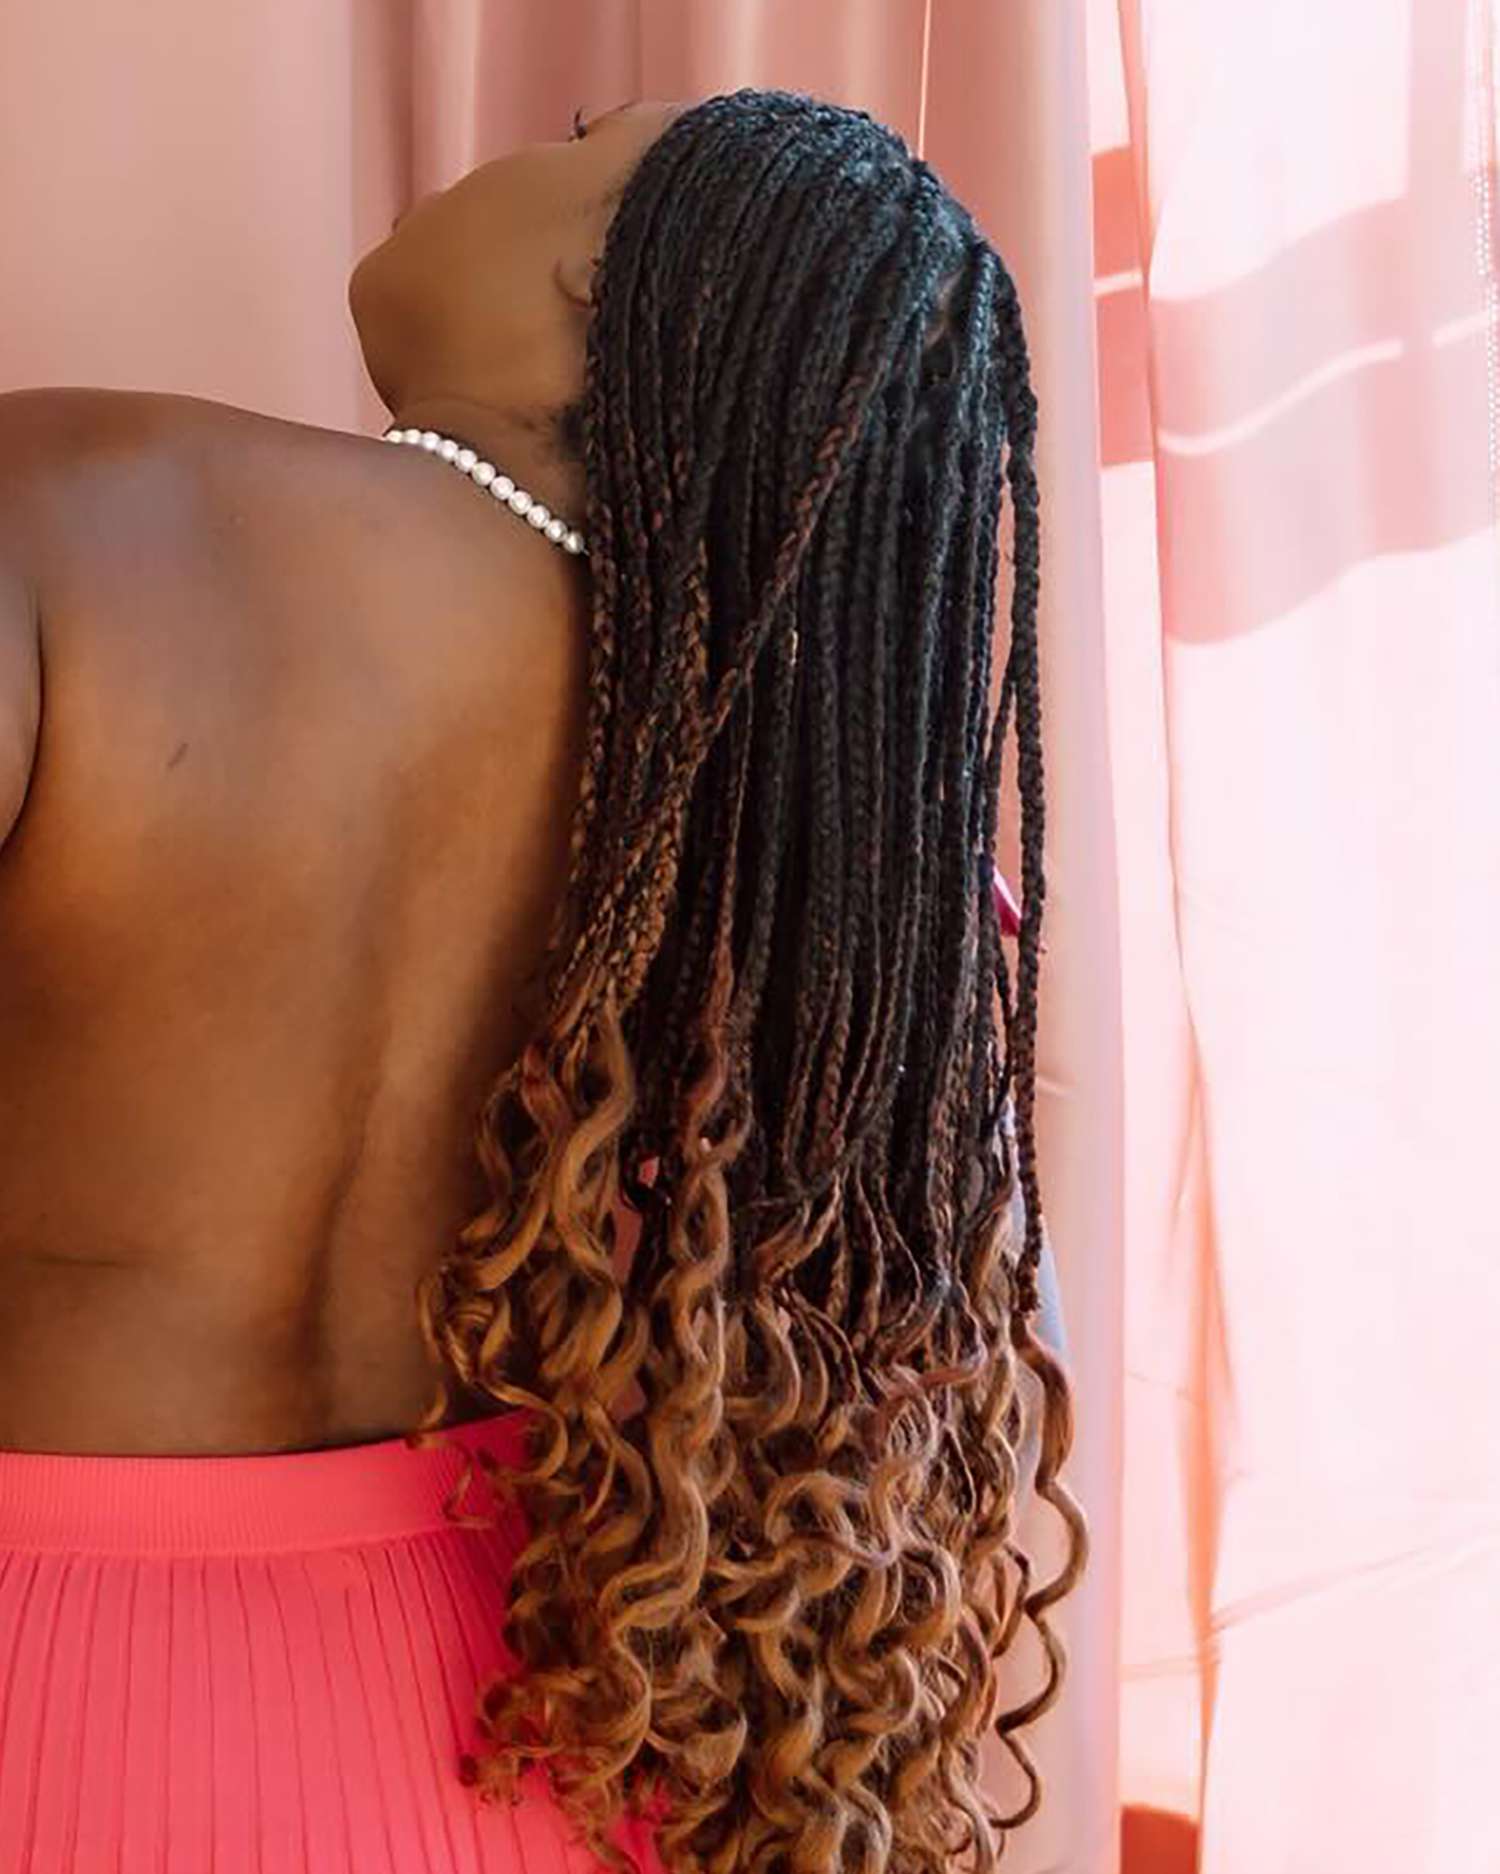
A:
555;248;597;312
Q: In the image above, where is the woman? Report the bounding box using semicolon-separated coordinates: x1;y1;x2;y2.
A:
0;88;1083;1873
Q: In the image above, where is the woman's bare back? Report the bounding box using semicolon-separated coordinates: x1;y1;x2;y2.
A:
0;388;589;1454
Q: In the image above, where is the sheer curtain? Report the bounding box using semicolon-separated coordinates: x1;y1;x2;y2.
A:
1097;3;1500;1869
2;3;1493;1869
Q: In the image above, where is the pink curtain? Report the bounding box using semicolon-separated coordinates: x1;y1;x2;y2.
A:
2;3;1492;1869
1096;3;1500;1870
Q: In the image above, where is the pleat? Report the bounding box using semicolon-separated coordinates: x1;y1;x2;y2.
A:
23;1554;104;1872
234;1556;308;1874
65;1556;140;1871
0;1553;76;1872
352;1536;465;1874
422;1526;606;1874
0;1551;46;1867
120;1561;177;1874
0;1511;650;1870
258;1557;316;1873
284;1551;362;1872
400;1530;496;1874
162;1560;219;1874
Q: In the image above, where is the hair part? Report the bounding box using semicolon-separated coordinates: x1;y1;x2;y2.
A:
411;86;1085;1874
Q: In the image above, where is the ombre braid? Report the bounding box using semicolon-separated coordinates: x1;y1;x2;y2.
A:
410;86;1086;1874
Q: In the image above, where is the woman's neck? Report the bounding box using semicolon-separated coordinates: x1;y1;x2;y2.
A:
384;395;586;535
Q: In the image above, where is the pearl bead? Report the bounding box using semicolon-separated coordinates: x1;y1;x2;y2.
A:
384;425;586;557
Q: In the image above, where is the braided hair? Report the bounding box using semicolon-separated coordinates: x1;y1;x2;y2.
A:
411;86;1086;1874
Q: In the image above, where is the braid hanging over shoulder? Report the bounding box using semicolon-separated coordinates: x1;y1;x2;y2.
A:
409;86;1087;1874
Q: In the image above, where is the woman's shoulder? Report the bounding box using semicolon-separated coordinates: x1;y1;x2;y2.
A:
0;385;406;496
0;387;291;551
0;384;240;466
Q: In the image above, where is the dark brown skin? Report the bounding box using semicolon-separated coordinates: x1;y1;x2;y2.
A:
0;100;681;1455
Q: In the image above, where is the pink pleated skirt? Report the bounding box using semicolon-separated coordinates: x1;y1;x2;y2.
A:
0;1411;661;1874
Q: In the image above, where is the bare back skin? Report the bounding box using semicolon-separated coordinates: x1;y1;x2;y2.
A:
0;388;589;1455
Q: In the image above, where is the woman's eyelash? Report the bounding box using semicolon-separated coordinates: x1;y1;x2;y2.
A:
570;105;588;141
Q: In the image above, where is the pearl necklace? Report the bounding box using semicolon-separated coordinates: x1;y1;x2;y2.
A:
382;424;587;558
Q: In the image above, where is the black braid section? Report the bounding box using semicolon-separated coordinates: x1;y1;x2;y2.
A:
425;87;1082;1874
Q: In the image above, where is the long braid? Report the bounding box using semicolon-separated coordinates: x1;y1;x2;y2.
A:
411;87;1085;1874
